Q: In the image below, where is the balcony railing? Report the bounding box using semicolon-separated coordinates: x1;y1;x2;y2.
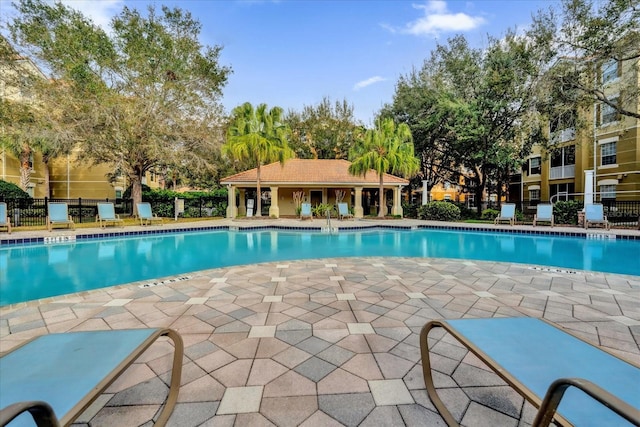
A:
549;164;575;180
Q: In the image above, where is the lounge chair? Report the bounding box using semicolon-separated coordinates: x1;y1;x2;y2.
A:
136;202;163;226
420;318;640;427
0;328;183;427
47;202;75;232
494;203;516;226
0;202;11;234
584;203;609;230
337;203;353;220
97;202;124;228
533;204;554;227
300;202;313;220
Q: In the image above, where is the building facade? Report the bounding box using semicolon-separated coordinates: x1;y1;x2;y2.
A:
521;56;639;210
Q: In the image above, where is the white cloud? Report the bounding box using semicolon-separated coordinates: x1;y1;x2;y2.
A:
353;76;386;91
399;1;486;36
60;0;124;30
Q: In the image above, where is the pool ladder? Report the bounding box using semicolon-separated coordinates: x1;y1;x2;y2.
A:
322;210;337;234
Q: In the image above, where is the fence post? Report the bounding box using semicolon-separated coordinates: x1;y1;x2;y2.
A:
78;197;82;223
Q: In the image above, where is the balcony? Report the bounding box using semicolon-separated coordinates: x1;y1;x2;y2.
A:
549;164;575;180
550;128;576;144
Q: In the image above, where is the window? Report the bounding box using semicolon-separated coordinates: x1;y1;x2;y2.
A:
529;188;540;201
602;59;620;84
549;110;576;143
550;145;575;168
600;184;616;200
601;141;617;166
529;157;541;175
550;183;575;201
600;97;619;125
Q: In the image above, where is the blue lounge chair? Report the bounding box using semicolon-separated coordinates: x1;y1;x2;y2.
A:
0;202;11;234
136;202;163;226
0;328;183;427
337;203;353;220
300;202;313;220
585;203;609;230
47;202;75;232
533;204;554;227
420;318;640;427
494;203;516;226
97;202;124;228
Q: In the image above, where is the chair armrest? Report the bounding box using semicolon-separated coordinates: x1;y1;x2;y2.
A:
0;401;60;427
533;377;640;427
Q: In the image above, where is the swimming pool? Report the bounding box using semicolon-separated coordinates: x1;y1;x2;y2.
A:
2;228;639;306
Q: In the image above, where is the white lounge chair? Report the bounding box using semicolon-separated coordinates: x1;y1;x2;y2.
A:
97;202;124;228
300;203;313;220
0;202;11;234
136;202;163;226
494;203;516;226
533;204;554;227
47;202;75;232
584;204;609;230
337;203;353;220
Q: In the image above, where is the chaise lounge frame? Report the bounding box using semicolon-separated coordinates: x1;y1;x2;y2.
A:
0;328;183;427
420;317;640;427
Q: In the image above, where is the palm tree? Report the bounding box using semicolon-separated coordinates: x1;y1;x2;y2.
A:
223;102;294;217
348;118;419;217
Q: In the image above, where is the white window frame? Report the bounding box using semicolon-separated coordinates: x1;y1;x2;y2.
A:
528;185;540;202
599;182;616;200
600;97;619;125
602;59;619;84
529;156;541;175
599;137;618;168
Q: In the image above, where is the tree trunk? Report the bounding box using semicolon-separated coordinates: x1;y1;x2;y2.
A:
378;174;385;218
131;172;142;216
255;164;262;217
19;147;31;192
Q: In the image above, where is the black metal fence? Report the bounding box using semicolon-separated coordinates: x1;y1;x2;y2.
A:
1;196;227;227
601;200;640;226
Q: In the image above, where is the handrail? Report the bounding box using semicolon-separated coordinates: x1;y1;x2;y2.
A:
549;190;640;204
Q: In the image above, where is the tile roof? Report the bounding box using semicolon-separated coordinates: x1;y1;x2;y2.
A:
220;159;409;186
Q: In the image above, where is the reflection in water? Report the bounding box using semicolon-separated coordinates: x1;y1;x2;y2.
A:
534;238;553;257
2;229;638;306
98;242;117;260
48;245;69;265
500;237;515;253
136;239;152;256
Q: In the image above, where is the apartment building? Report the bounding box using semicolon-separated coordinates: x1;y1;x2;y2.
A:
521;56;640;208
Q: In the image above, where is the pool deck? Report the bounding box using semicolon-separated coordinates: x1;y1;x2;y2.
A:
1;218;639;426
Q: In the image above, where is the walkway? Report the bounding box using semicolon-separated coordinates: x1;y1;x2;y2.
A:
1;219;639;426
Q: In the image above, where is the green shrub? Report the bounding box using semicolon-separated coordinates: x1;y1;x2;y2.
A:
453;202;479;220
481;208;500;220
313;203;335;218
418;201;461;221
554;200;583;225
402;201;420;219
0;180;31;199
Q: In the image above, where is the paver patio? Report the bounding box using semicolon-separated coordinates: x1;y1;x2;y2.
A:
1;220;639;426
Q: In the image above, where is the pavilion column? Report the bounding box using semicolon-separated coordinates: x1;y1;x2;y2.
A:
226;185;237;218
238;189;246;216
269;186;280;218
354;187;363;218
392;185;403;217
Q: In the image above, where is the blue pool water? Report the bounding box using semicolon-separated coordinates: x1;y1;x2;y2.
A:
1;228;639;306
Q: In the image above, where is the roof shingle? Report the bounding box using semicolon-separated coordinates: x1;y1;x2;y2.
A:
220;159;409;186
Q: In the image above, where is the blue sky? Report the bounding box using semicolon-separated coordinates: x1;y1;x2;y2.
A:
1;0;558;125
